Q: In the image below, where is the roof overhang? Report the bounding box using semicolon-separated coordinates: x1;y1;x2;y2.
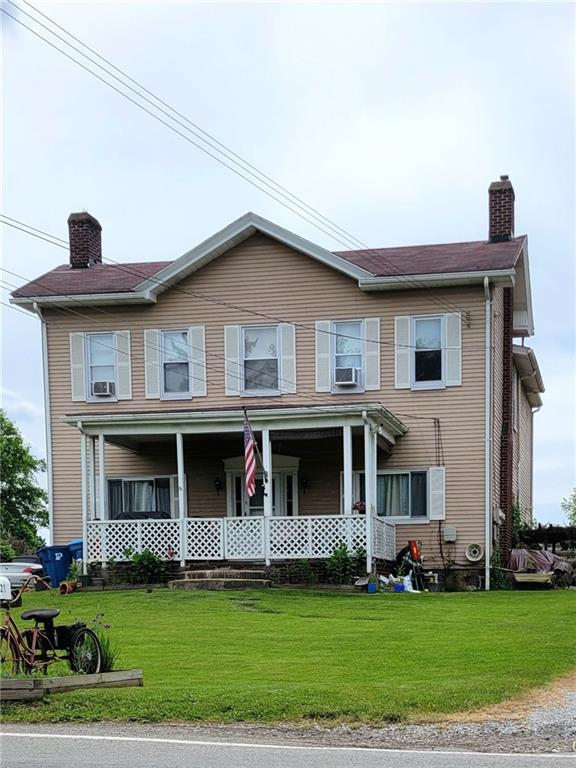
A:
63;403;408;445
511;240;534;337
513;345;544;407
11;291;156;310
359;268;516;291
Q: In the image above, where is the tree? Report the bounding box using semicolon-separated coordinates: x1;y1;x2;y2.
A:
0;410;48;553
561;488;576;526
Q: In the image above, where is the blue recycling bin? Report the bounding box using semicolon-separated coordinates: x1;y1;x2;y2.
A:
36;546;73;587
68;538;84;562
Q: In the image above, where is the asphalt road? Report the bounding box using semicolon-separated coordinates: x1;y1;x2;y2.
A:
1;729;574;768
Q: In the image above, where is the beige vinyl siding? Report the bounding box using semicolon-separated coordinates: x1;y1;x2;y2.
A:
46;233;488;561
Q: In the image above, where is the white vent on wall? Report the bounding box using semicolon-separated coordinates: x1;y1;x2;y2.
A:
92;381;115;397
465;543;484;563
334;367;358;386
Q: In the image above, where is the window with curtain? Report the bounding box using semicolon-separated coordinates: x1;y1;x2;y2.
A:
162;330;190;396
356;471;428;518
243;326;279;392
107;477;173;519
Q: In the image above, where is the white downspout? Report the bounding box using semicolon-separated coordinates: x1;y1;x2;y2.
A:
483;278;492;591
33;302;53;545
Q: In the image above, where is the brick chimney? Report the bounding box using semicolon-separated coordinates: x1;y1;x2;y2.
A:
488;175;515;242
68;212;102;268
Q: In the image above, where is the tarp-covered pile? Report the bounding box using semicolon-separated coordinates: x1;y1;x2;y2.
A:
509;548;576;587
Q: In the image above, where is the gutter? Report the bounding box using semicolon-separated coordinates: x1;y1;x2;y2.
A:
359;268;516;292
483;278;492;591
32;302;54;545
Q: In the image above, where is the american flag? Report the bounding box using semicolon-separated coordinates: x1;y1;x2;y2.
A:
243;415;256;498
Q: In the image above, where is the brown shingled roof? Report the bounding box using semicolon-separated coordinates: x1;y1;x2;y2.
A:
12;261;171;298
334;236;525;276
12;236;525;298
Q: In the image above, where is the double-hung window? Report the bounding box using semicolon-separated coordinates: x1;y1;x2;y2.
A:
333;320;363;389
413;316;443;387
161;330;190;398
242;325;279;394
87;332;117;398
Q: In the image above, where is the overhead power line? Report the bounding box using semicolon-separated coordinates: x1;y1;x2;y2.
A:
2;1;465;317
1;214;473;351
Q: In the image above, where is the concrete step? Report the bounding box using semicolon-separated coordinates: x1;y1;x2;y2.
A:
168;578;271;591
183;568;267;580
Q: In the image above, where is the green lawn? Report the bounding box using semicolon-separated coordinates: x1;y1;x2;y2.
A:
2;588;575;724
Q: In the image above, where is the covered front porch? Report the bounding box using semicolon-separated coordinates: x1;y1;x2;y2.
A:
66;404;407;571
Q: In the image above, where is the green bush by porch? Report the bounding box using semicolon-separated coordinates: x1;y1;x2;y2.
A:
3;588;575;724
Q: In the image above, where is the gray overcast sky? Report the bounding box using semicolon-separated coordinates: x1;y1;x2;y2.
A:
1;1;574;526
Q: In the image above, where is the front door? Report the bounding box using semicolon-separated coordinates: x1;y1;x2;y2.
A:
229;471;297;517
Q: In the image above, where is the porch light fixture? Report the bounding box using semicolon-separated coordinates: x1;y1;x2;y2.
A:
301;478;309;494
214;477;223;495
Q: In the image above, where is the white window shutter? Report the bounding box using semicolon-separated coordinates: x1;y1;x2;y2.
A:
428;467;446;520
115;331;132;400
280;323;296;394
188;325;206;397
364;318;380;391
445;313;462;387
224;325;241;396
315;320;331;392
69;332;86;401
144;329;161;399
394;316;411;389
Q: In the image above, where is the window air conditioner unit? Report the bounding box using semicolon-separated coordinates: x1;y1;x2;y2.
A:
92;381;115;397
334;367;358;386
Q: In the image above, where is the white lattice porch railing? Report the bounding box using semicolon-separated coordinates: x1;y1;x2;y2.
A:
372;516;396;561
86;514;395;563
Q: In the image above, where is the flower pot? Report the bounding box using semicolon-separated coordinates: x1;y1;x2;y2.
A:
367;582;378;593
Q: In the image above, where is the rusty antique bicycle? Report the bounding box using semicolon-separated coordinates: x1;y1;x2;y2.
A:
0;575;102;675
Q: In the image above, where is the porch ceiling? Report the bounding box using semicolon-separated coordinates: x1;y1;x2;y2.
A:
63;403;408;445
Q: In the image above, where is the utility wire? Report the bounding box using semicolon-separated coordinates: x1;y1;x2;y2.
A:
1;215;472;352
1;296;441;429
2;2;465;317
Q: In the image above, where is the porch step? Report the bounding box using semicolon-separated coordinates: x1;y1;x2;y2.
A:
182;568;267;581
168;578;271;591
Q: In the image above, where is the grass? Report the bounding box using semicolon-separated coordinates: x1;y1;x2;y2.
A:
2;588;575;724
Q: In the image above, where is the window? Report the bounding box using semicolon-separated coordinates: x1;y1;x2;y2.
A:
355;470;428;519
242;325;279;393
333;320;363;388
107;476;174;520
87;332;116;397
413;316;443;387
161;330;190;397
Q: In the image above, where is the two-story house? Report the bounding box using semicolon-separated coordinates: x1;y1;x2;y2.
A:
11;175;543;588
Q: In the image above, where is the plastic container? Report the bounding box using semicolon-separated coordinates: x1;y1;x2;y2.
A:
393;584;405;593
68;538;84;562
36;546;73;587
367;583;378;593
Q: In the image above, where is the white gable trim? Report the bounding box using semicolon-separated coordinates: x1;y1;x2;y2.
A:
134;212;373;297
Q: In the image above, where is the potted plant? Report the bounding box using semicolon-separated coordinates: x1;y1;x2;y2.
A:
367;573;379;593
352;500;366;514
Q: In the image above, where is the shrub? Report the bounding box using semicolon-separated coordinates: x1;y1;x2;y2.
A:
326;544;363;584
91;612;120;672
123;548;168;585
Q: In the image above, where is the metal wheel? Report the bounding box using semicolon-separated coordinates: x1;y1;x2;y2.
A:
69;627;102;674
0;629;21;675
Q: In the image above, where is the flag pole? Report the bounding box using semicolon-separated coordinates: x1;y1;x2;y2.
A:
243;408;268;484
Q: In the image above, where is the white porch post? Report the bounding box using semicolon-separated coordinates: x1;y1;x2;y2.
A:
364;421;375;574
262;428;272;566
88;437;96;521
343;425;353;516
98;434;106;521
80;429;88;575
176;432;186;565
